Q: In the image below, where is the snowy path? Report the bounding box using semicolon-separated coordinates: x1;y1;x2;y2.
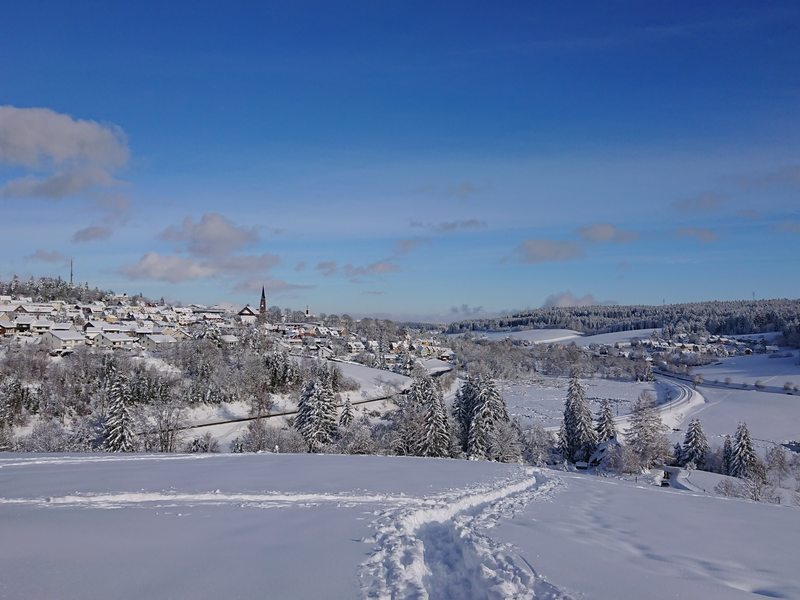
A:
0;453;569;600
359;469;570;600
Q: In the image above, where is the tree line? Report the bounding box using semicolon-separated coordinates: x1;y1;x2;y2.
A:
445;299;800;347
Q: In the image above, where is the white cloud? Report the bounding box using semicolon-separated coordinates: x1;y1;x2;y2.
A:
158;213;258;258
576;223;639;243
120;213;283;287
672;227;717;243
120;252;217;283
0;105;129;199
511;239;583;264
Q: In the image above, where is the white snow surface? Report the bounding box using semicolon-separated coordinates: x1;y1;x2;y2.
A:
2;452;800;599
479;330;583;344
576;328;660;347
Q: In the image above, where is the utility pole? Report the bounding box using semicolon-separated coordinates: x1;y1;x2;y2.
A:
70;260;73;286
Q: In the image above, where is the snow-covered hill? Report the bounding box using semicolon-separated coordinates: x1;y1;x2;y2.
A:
2;452;799;599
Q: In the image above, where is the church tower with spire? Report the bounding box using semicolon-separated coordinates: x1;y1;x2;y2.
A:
259;286;267;315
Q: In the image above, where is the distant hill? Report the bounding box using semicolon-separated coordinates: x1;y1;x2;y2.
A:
445;299;800;346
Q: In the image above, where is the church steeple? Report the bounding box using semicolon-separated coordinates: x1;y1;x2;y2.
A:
259;286;266;314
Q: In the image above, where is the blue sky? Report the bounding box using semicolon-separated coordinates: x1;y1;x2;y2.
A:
1;1;799;320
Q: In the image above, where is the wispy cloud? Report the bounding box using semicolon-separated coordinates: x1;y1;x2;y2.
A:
737;209;763;219
344;261;400;277
672;227;717;243
735;165;800;189
671;192;728;213
394;238;428;254
72;225;112;243
542;291;613;308
25;249;71;265
0;105;129;199
510;239;583;264
576;223;640;243
316;261;338;276
317;259;401;280
779;221;800;233
412;182;482;198
410;219;487;233
233;278;314;294
445;182;479;198
450;304;485;316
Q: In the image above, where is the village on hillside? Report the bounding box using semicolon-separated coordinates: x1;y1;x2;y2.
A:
0;287;457;366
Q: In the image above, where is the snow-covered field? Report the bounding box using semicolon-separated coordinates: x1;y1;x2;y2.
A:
695;352;800;389
2;452;799;599
478;329;583;344
500;377;665;429
461;328;661;347
576;328;660;347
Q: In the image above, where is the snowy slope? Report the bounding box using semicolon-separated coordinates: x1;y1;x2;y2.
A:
2;453;799;600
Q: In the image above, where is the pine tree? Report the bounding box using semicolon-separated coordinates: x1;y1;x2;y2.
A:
722;435;733;475
626;391;670;469
556;422;570;461
452;375;479;451
295;378;337;452
562;374;597;462
681;419;710;469
103;375;135;452
467;375;510;460
730;422;758;479
595;399;616;444
673;442;684;467
339;398;354;427
423;387;450;458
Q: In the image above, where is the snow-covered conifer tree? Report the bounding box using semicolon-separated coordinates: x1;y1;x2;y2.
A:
673;443;684;467
339;398;354;427
423;387;450;458
595;399;616;444
452;375;479;451
681;419;710;469
731;421;758;479
467;375;510;460
295;378;337;452
103;375;135;452
626;391;670;469
562;374;597;462
556;422;569;461
722;435;733;475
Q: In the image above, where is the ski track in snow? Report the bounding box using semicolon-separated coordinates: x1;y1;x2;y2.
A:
359;469;571;600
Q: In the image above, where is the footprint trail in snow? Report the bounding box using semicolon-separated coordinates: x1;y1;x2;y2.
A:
359;468;571;600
